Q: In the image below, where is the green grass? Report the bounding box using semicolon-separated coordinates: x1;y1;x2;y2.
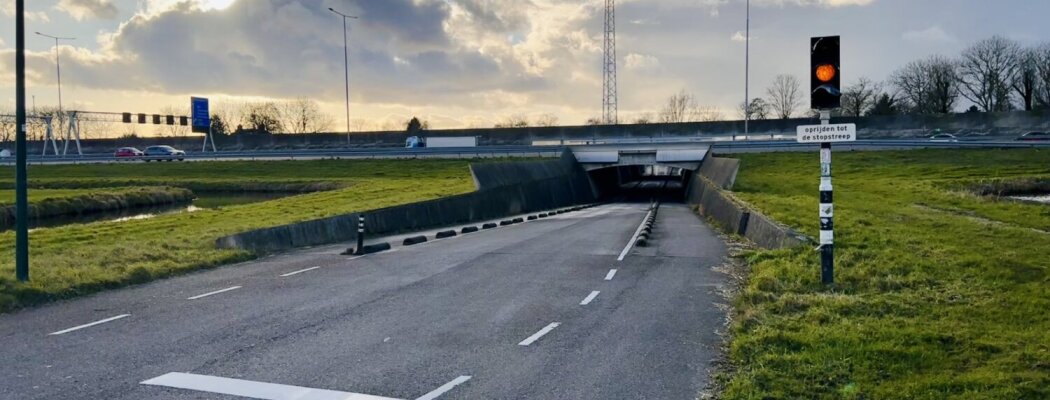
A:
0;188;116;204
721;148;1050;399
0;186;194;228
0;159;477;312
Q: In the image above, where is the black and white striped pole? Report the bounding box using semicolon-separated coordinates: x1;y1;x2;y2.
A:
818;111;834;284
355;215;365;255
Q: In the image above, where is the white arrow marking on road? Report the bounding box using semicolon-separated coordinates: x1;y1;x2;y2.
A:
518;322;561;346
187;286;242;300
415;376;472;400
579;291;600;305
49;314;130;336
141;372;401;400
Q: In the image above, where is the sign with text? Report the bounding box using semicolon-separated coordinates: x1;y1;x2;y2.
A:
191;97;210;133
796;123;856;143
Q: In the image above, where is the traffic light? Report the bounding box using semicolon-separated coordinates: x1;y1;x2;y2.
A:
810;36;841;110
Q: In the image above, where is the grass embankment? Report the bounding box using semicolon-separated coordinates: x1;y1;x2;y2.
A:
0;159;476;312
721;149;1049;399
0;187;194;229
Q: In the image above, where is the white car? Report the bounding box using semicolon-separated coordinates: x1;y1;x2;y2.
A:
928;133;959;143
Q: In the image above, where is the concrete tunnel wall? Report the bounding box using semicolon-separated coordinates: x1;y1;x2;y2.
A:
216;151;598;254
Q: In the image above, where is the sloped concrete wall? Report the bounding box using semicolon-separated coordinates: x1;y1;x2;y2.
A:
697;157;741;190
470;150;583;190
686;162;807;249
217;156;597;254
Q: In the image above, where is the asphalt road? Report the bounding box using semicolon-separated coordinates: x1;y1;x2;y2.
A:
0;202;730;400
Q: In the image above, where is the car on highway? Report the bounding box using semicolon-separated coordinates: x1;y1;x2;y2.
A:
1016;131;1050;141
928;133;959;142
114;147;144;160
143;145;186;161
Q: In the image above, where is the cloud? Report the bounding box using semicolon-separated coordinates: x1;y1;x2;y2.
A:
1;2;51;22
624;53;660;71
731;31;751;42
56;0;119;20
902;26;956;44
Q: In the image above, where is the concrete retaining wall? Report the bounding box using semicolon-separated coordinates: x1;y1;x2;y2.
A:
686;162;807;249
217;157;597;254
470;150;580;190
697;157;741;190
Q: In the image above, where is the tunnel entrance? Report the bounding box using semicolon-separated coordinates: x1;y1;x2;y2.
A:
588;165;691;203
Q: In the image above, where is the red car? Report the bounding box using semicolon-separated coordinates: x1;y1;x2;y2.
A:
114;147;144;160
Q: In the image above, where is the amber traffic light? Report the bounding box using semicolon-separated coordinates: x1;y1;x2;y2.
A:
811;36;841;110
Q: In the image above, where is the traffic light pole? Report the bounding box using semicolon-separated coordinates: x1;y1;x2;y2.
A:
818;110;834;284
15;0;30;281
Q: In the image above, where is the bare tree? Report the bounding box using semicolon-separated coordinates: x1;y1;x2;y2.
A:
765;74;801;119
737;98;769;120
891;55;961;114
494;114;529;128
660;90;696;123
585;117;602;126
1012;47;1039;111
632;112;654;124
840;77;882;117
280;97;334;134
693;105;724;122
1033;43;1050;109
0;108;14;144
958;36;1020;112
534;113;559;127
241;102;284;133
159;105;190;137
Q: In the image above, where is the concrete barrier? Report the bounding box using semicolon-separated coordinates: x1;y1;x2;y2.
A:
345;242;392;255
216;153;598;254
697;157;741;190
436;230;457;239
403;236;427;246
685;162;808;250
461;226;480;233
482;223;497;229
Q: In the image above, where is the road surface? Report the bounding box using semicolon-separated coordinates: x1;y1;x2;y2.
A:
0;203;729;399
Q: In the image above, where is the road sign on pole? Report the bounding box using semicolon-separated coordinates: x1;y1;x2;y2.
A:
191;97;216;152
796;123;856;143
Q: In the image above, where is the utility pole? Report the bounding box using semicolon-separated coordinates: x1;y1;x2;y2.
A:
329;8;358;147
602;0;618;125
15;0;29;281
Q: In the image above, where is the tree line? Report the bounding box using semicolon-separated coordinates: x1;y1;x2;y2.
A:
649;35;1050;123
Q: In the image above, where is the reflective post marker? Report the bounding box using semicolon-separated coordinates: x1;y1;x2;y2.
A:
355;215;365;255
819;111;834;284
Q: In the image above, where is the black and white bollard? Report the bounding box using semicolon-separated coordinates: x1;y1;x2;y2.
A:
355;215;365;256
819;142;834;284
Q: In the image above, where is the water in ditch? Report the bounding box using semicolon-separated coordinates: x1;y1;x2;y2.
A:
1008;194;1050;205
18;192;294;232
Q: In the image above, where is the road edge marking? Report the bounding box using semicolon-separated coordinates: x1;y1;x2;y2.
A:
579;291;600;305
187;286;242;300
280;266;321;277
617;205;655;261
604;269;617;281
415;376;472;400
518;322;561;346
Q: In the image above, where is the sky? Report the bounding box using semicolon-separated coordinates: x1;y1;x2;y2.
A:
2;0;1049;131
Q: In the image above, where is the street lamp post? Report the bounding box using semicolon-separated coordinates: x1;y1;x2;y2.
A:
15;0;29;281
743;0;750;141
329;8;358;147
35;32;75;125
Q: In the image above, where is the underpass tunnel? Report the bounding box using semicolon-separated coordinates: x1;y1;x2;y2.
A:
588;164;692;203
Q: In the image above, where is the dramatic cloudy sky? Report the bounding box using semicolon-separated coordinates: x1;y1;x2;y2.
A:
2;0;1049;130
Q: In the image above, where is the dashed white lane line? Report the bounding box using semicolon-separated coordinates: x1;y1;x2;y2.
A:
49;314;131;336
415;376;472;400
604;269;618;281
280;266;321;277
518;322;561;346
579;291;600;306
141;372;399;400
187;286;242;300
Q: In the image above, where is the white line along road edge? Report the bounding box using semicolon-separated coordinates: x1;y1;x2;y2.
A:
141;372;400;400
617;205;656;261
415;376;472;400
280;266;321;277
604;269;617;281
187;286;242;300
579;291;600;306
518;322;561;346
49;314;131;336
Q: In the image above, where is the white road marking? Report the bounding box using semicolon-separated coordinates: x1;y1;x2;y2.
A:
579;291;600;305
415;376;472;400
49;314;130;336
187;286;242;300
280;266;321;277
518;322;561;346
604;269;618;281
617;206;656;261
141;372;400;400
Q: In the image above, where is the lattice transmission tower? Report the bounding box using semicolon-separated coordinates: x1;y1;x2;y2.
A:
602;0;618;125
